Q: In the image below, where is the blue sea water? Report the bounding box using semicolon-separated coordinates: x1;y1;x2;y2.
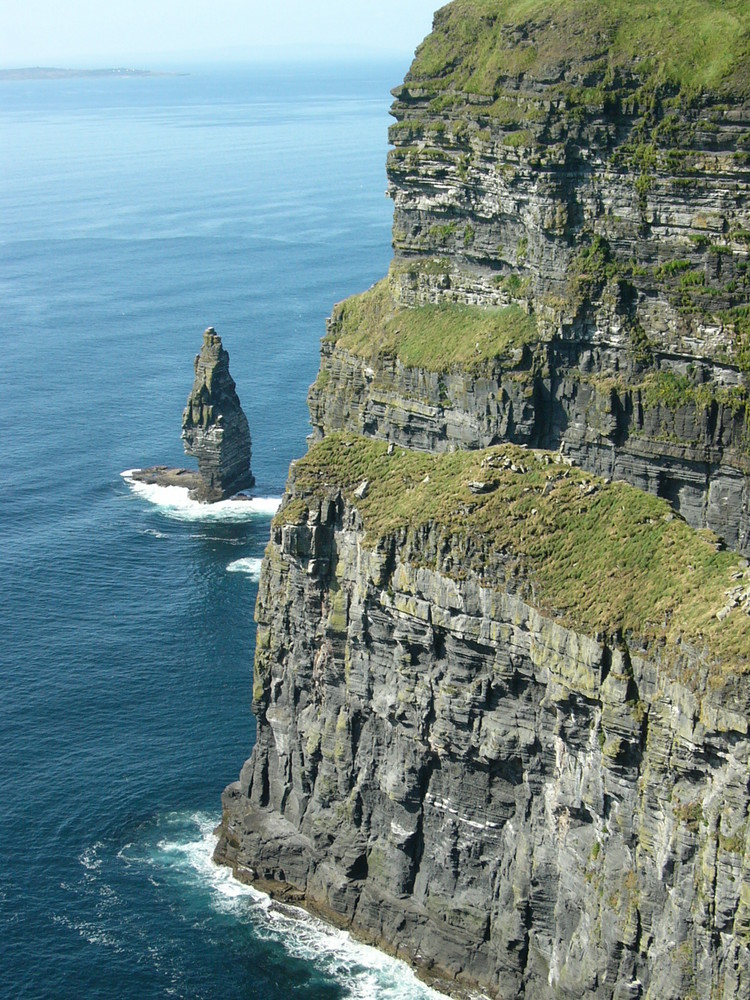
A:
0;63;448;1000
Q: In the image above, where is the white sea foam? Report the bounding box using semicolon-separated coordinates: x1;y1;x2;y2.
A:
226;557;263;579
189;534;246;544
80;844;104;871
49;844;126;953
141;528;169;539
151;812;489;1000
121;470;281;523
52;912;123;951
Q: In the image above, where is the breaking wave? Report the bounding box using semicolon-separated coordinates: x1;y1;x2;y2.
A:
121;471;281;523
138;812;474;1000
226;557;264;578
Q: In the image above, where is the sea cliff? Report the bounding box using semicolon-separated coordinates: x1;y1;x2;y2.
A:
310;0;750;553
215;3;750;997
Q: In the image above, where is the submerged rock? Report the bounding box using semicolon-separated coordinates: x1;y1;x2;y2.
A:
181;328;254;502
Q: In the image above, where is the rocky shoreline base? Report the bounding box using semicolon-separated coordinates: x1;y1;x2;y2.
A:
129;465;256;500
212;826;487;1000
129;466;203;491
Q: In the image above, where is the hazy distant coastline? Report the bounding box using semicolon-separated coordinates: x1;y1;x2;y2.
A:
0;67;187;80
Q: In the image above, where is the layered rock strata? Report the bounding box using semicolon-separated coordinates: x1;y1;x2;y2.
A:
216;436;750;1000
214;3;750;998
309;323;750;552
308;0;750;553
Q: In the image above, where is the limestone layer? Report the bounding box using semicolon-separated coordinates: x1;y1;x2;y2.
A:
308;0;750;553
214;3;750;997
309;337;750;553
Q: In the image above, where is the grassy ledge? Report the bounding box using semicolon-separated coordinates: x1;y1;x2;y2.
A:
278;433;750;679
408;0;750;99
325;279;538;372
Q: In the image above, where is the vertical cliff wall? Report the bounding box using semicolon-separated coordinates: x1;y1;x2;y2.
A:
308;0;750;553
216;437;750;1000
215;4;750;998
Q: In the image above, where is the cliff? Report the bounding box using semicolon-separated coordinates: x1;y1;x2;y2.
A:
218;435;750;999
214;3;750;998
309;0;750;553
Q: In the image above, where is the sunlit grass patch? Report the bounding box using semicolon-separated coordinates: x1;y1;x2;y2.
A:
327;279;538;372
279;433;750;679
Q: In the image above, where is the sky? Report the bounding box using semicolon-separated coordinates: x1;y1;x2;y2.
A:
0;0;445;68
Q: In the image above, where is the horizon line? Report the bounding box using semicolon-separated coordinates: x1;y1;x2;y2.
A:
0;48;419;73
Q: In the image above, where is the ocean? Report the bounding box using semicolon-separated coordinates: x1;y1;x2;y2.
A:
0;62;449;999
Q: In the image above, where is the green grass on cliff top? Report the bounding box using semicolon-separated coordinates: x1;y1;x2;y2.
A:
326;279;537;371
279;433;750;678
409;0;750;98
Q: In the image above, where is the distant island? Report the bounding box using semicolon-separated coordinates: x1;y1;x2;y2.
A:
0;67;186;81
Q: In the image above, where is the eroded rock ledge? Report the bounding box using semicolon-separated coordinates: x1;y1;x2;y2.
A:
309;317;750;553
215;435;750;1000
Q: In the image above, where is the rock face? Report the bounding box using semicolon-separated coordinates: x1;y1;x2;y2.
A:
181;327;254;502
216;438;750;1000
307;0;750;554
214;3;750;998
309;336;750;553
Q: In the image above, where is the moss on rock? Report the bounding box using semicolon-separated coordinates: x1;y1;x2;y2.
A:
326;279;538;372
409;0;750;100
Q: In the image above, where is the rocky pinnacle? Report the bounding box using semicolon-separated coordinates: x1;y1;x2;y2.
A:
181;327;254;502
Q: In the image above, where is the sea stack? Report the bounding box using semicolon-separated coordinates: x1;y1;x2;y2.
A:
129;327;254;502
181;327;255;502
